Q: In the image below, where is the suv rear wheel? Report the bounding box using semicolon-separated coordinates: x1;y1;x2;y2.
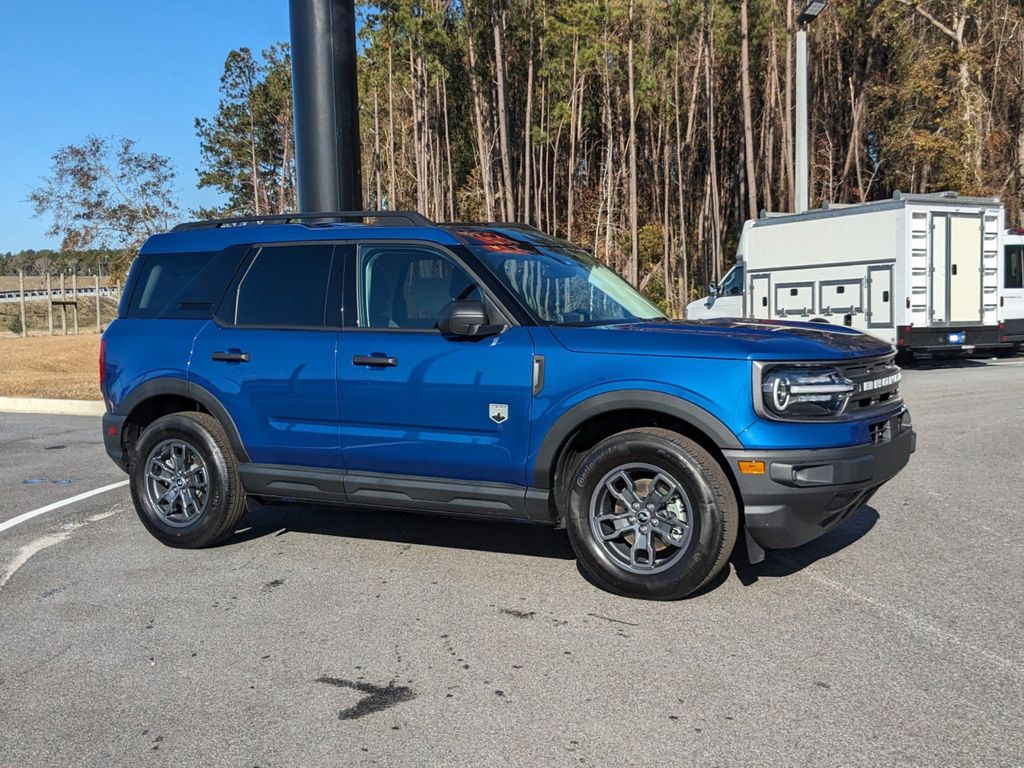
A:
563;428;738;600
129;412;247;548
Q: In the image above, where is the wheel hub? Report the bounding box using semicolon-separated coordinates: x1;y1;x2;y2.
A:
144;438;210;528
589;463;694;575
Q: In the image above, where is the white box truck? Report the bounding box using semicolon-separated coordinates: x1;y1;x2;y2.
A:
686;192;1019;356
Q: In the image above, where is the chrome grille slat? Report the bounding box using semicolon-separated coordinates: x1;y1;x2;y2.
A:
836;354;903;420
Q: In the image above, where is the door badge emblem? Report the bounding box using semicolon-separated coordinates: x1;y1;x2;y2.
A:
489;404;509;424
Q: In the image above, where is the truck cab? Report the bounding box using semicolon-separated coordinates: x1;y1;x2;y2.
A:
101;212;915;600
686;263;745;320
1002;228;1024;352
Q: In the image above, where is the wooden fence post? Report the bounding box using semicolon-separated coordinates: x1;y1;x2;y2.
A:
72;272;79;335
18;270;27;337
95;274;101;332
59;273;67;335
47;273;53;336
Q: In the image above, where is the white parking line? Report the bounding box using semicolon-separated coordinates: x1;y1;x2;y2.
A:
0;480;129;534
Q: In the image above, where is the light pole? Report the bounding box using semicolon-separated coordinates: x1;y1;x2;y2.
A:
795;0;827;213
289;0;363;213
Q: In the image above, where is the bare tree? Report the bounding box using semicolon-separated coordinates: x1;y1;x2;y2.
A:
29;135;180;277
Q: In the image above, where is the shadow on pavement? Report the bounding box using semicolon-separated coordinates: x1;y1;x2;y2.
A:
906;352;1019;369
733;505;879;586
223;501;880;594
223;500;576;560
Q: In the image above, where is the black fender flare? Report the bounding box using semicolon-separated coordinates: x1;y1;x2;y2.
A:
118;377;250;463
531;389;743;489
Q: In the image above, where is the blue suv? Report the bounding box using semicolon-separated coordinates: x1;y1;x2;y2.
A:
100;212;914;599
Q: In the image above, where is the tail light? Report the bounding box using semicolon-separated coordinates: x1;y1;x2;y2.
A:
99;337;106;390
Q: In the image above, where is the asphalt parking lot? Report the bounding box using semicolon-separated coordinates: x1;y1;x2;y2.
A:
1;358;1022;768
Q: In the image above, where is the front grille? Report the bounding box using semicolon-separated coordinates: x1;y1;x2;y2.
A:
838;355;903;419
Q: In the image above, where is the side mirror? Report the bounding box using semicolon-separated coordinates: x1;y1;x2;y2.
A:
707;281;718;299
438;300;504;338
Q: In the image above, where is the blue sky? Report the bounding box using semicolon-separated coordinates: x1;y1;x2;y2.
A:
0;0;291;252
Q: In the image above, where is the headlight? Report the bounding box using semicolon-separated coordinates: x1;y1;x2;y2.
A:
759;366;856;419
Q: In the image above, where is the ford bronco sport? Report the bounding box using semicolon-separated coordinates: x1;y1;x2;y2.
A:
100;211;915;600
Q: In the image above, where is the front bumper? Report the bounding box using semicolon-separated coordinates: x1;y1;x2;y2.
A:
724;414;915;550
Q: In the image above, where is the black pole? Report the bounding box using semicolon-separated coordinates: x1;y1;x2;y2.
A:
289;0;363;212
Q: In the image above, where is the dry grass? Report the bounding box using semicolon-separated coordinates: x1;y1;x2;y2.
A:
0;334;102;400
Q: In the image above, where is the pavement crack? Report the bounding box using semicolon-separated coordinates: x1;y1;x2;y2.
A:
587;613;639;627
500;608;536;619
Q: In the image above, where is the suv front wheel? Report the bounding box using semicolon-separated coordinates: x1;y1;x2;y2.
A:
564;428;738;600
129;412;247;548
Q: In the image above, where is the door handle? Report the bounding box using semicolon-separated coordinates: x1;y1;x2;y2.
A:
211;351;250;362
352;354;398;367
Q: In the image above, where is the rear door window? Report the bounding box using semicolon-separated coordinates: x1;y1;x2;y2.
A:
233;244;336;327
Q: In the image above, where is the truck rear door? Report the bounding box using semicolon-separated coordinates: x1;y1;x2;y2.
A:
948;214;983;323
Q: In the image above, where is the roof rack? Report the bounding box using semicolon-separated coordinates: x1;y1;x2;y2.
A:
171;210;433;232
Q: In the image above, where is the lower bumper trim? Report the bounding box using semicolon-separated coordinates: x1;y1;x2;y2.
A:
725;424;915;550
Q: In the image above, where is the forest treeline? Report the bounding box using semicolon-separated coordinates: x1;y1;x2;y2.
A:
358;0;1024;310
0;248;120;278
27;1;1024;309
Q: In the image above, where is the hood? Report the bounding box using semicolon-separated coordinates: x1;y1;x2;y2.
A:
549;318;893;361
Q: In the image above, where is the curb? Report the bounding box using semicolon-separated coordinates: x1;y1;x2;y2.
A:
0;397;105;417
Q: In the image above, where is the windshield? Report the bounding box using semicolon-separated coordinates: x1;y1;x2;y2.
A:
459;231;666;325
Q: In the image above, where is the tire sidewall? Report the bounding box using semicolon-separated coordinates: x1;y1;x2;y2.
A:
566;433;726;599
129;414;234;548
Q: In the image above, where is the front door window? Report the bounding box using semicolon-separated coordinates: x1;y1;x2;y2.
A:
357;245;481;330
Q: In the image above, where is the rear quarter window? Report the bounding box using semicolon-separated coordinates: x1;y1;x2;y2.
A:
126;248;245;319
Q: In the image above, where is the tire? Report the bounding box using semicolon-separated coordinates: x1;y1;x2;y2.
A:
129;411;247;548
563;428;738;600
996;343;1020;358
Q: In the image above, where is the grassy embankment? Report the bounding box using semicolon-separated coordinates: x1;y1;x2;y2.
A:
0;334;103;400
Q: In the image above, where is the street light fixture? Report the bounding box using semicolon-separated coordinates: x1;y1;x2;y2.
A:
797;0;827;25
795;0;827;213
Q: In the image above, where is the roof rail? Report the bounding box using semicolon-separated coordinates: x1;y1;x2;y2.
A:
171;210;433;232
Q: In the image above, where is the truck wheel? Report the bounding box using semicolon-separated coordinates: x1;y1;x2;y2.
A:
563;428;738;600
129;412;247;549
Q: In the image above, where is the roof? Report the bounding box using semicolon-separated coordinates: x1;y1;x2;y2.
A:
142;211;456;254
140;211;567;255
754;191;1004;229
